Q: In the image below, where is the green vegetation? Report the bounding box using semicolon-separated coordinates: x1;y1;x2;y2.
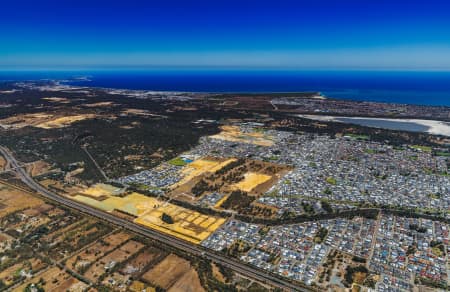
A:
411;145;432;152
308;161;317;168
344;265;368;286
409;224;427;233
161;213;174;224
435;151;450;157
430;240;445;257
321;200;333;213
428;193;441;199
408;155;418;161
345;133;369;140
325;177;337;185
168;157;188;166
301;201;314;214
364;149;377;154
314;227;328;243
323;187;333;195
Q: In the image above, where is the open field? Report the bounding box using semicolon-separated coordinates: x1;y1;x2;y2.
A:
0;113;54;129
0;112;95;130
13;266;89;292
233;172;272;192
210;125;274;146
73;192;160;216
168;268;205;292
142;254;197;290
176;158;224;185
0;183;43;218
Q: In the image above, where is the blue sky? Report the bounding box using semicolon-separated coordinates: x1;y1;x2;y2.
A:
1;0;450;70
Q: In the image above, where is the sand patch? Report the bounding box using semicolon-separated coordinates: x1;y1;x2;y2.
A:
233;172;272;192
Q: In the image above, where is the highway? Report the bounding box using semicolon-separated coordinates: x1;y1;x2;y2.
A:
0;146;311;292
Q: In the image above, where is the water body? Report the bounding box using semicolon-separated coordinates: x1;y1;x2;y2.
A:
335;117;430;132
1;70;450;106
300;115;450;137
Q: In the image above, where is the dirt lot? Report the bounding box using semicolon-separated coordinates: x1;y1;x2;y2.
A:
0;155;6;170
168;268;205;292
141;254;199;290
0;183;43;218
13;266;89;292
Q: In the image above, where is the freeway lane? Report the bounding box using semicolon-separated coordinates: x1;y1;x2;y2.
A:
0;146;311;292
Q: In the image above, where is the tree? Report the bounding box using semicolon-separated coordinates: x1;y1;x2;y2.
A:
161;213;174;224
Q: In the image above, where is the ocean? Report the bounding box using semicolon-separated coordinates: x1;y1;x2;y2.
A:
1;70;450;106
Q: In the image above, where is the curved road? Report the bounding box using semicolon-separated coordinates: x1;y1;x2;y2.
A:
0;146;311;292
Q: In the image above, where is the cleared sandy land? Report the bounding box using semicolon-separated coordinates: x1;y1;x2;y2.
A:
72;186;225;244
0;112;96;129
233;172;272;192
83;101;116;107
174;158;236;187
35;114;95;129
80;183;124;198
25;160;53;177
210;125;274;146
135;203;226;244
42;97;71;103
0;113;54;129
